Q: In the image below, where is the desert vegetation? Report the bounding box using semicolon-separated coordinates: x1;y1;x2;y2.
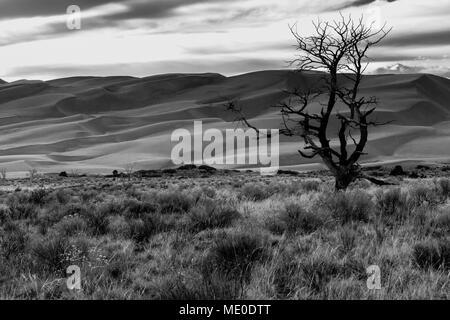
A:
0;167;448;299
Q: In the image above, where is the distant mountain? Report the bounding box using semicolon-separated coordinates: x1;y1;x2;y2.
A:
0;70;449;174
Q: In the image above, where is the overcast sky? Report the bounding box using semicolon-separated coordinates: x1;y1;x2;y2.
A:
0;0;449;81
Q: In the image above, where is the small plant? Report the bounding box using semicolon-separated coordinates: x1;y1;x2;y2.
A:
339;226;357;253
0;221;28;260
201;231;269;283
408;184;440;208
32;236;69;275
322;190;372;224
436;178;450;200
187;200;241;232
29;188;48;205
240;183;270;201
128;214;171;244
272;202;324;235
7;193;38;220
413;239;449;270
375;188;409;223
157;190;193;214
123;199;158;219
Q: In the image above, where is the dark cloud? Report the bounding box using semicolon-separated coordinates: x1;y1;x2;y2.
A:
103;0;232;21
339;0;397;9
0;0;117;19
381;29;450;47
0;0;232;21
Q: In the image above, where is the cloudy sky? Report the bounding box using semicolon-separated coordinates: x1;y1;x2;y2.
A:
0;0;449;81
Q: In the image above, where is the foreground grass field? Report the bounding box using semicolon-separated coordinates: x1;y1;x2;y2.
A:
0;169;449;299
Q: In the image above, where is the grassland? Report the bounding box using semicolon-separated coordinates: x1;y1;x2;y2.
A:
0;167;449;299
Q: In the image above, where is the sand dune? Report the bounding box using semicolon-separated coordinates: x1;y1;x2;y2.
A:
0;70;449;175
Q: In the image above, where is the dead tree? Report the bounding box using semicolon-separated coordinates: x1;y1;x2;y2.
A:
124;163;135;181
228;15;392;190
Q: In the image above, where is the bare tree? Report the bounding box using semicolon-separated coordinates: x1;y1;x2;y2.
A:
228;15;392;190
0;168;6;181
28;168;38;183
124;163;135;181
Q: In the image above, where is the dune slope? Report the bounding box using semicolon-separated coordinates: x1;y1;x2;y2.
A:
0;70;449;174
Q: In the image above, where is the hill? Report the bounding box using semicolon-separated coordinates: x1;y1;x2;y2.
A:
0;70;449;175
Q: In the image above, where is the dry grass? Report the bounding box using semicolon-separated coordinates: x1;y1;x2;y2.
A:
0;173;448;299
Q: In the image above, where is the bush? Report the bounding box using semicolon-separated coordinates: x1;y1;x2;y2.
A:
267;203;324;235
375;188;409;222
83;209;110;236
107;216;131;238
0;221;28;259
123;199;158;219
413;239;450;270
29;189;48;205
0;205;11;223
157;190;193;214
128;215;171;244
187;200;241;232
54;189;71;205
272;248;342;296
390;165;406;176
408;184;440;208
436;178;450;199
32;236;69;275
7;193;38;220
201;231;269;283
322;190;372;224
54;215;87;237
300;180;321;192
240;183;270;201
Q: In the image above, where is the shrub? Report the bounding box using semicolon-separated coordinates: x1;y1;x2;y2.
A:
157;190;193;214
272;248;342;297
54;189;71;205
7;193;38;220
297;252;342;294
107;216;131;238
128;215;171;244
408;184;440;208
413;239;450;270
29;189;48;205
32;236;69;275
339;226;357;253
301;180;321;192
0;205;11;223
201;231;269;283
269;203;324;235
123;199;158;219
83;209;110;236
240;183;270;201
54;215;87;237
322;190;372;224
187;200;241;232
375;188;409;222
436;178;450;199
390;165;406;176
0;221;28;259
431;210;450;234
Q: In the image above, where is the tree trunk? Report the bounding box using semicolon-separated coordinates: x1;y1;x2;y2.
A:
334;165;360;191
